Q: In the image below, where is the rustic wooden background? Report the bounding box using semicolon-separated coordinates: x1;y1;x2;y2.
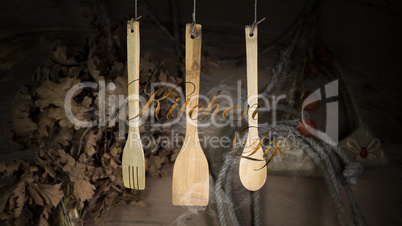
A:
0;0;401;225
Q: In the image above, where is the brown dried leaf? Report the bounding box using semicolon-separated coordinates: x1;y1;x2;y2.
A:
158;70;167;83
41;38;77;66
35;155;57;179
111;166;122;184
27;185;44;206
0;184;14;213
57;149;67;164
147;155;168;178
109;61;124;78
9;206;32;226
0;159;28;178
93;76;127;123
36;183;64;207
170;149;180;162
51;127;74;147
109;144;121;158
10;94;37;136
102;153;118;169
104;191;119;207
35;77;80;110
13;180;27;217
73;178;95;204
91;167;107;181
201;51;220;76
140;54;157;81
110;76;127;97
85;128;102;156
68;67;82;78
62;155;87;183
66;154;75;166
38;206;51;226
37;112;54;138
35;78;92;129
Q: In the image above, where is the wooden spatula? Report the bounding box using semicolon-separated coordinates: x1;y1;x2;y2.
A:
238;26;267;191
122;20;145;190
172;23;209;206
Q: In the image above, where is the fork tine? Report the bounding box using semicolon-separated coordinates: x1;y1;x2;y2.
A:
132;166;136;189
128;166;132;189
136;167;139;190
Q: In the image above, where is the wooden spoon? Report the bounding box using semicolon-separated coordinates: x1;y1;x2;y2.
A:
172;23;209;206
122;20;145;190
239;26;267;191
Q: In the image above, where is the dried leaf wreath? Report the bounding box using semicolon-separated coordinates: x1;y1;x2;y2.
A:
0;19;194;226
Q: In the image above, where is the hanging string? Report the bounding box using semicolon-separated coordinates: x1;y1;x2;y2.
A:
190;0;199;39
130;0;142;32
192;0;196;23
135;0;138;20
250;0;266;36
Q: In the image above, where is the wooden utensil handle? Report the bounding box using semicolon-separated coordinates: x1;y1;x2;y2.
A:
245;26;259;137
185;23;202;134
127;21;140;132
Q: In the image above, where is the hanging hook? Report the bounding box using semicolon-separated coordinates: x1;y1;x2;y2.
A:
250;18;266;37
249;0;266;36
190;0;199;39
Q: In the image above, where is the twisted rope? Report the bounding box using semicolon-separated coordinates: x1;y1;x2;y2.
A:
251;191;261;226
213;119;367;225
210;83;366;226
224;159;246;226
265;124;366;225
214;161;229;226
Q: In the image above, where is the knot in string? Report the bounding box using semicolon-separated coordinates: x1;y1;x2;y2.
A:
343;162;363;185
250;18;266;37
190;0;199;39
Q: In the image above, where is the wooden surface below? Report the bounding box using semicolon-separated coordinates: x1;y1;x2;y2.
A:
84;144;402;226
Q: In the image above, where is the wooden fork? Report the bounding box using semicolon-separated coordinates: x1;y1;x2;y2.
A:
238;26;267;191
122;20;145;190
172;23;209;206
